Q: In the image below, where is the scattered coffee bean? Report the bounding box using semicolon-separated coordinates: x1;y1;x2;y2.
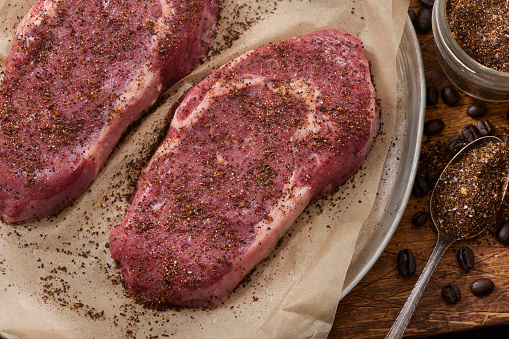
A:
426;86;439;106
425;170;440;184
424;119;445;136
442;284;461;304
416;8;432;33
477;119;495;136
462;124;482;143
441;86;460;106
398;249;416;278
412;175;428;197
496;222;509;246
408;10;417;26
412;211;428;226
457;246;475;270
470;278;494;296
419;0;435;7
446;135;466;154
467;104;487;118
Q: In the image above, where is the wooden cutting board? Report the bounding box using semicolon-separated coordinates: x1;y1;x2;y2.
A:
329;0;509;337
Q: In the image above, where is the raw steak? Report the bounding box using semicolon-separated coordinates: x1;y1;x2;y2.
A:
109;29;379;308
0;0;218;223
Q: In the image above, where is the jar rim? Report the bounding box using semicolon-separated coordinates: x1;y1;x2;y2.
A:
433;0;509;81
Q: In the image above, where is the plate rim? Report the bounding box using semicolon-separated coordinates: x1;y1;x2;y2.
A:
339;17;426;299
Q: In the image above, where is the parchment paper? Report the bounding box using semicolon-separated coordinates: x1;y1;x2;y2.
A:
0;0;409;338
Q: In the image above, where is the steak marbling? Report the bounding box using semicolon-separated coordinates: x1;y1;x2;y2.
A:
109;29;379;308
0;0;218;223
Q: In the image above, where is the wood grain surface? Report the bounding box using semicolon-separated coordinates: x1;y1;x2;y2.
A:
330;0;509;337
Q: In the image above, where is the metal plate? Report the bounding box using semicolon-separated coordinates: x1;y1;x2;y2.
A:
340;18;426;299
0;18;423;338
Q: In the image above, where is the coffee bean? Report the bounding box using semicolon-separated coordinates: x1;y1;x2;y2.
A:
467;104;487;118
419;0;436;7
424;119;445;136
470;278;494;296
412;175;428;197
398;249;416;278
426;86;439;106
425;170;440;184
416;8;432;33
442;284;461;304
441;86;460;106
478;119;495;136
457;246;475;270
496;222;509;246
411;211;428;226
447;135;466;154
408;10;417;26
462;124;482;143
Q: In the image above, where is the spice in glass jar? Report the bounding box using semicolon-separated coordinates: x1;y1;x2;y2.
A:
447;0;509;72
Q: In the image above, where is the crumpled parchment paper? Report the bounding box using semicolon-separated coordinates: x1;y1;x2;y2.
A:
0;0;409;337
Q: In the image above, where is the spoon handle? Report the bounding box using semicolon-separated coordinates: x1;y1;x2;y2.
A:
385;232;454;339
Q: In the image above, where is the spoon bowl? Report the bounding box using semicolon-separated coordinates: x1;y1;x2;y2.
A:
386;135;508;339
430;135;508;241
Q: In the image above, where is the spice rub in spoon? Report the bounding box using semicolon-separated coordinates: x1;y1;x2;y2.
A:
432;138;509;239
387;136;509;338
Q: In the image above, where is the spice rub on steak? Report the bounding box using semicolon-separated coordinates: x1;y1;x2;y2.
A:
109;29;379;308
0;0;218;223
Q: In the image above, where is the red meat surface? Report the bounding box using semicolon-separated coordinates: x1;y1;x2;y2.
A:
0;0;218;223
110;29;379;308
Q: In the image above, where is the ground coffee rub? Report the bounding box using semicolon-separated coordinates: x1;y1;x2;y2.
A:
447;0;509;72
432;141;509;239
109;29;379;308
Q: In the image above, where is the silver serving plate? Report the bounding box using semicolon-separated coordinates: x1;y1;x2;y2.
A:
340;18;426;298
0;18;425;339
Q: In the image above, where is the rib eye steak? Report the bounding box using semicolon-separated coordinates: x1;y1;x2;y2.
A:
0;0;218;223
109;29;380;308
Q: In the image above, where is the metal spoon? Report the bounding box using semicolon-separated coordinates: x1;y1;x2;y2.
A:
386;135;509;339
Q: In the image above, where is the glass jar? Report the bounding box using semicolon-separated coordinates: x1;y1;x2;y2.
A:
432;0;509;102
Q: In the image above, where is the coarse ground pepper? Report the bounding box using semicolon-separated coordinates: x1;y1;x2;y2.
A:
447;0;509;72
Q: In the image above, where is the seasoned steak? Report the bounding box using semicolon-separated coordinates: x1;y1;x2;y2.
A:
0;0;218;223
109;29;379;308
